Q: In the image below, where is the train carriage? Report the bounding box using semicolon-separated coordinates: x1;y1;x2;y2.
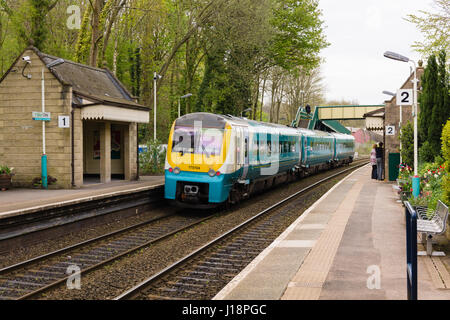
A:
331;132;355;164
164;112;354;208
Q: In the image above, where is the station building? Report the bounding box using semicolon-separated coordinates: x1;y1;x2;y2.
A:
0;46;149;188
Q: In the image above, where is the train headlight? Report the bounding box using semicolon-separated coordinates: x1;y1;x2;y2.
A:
173;167;181;174
208;169;216;177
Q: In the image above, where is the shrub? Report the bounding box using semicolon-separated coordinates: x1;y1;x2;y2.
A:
419;141;435;163
139;139;167;175
442;119;450;205
32;175;57;187
0;165;13;175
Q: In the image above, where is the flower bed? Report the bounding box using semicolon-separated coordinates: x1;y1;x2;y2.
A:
398;161;448;212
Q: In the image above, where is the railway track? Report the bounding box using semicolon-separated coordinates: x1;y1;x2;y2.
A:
0;211;214;300
115;160;368;300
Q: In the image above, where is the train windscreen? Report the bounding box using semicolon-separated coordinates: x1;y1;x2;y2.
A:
172;126;224;157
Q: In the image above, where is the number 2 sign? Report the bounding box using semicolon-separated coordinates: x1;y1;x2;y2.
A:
396;89;413;105
386;125;395;136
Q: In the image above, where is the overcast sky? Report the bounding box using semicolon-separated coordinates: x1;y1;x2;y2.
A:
318;0;435;105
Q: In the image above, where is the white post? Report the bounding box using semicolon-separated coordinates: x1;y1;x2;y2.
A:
154;72;157;141
178;97;181;118
399;104;402;163
41;69;45;154
412;62;418;176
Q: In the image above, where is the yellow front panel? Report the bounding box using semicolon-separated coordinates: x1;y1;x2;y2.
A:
167;123;232;172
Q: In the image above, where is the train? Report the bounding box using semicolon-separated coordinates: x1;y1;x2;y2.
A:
164;112;355;208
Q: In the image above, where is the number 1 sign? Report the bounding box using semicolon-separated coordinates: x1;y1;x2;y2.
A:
396;89;413;105
58;115;70;128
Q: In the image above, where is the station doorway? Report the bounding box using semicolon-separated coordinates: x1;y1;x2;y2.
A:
83;121;126;184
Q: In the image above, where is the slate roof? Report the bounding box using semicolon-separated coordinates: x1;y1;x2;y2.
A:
29;47;147;110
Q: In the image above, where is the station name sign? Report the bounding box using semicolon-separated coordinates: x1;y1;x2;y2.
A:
32;111;51;121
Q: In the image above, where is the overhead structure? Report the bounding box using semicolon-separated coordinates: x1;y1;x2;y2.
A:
306;105;384;134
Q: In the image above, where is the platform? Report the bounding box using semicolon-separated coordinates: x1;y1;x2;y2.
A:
0;175;164;218
214;165;450;300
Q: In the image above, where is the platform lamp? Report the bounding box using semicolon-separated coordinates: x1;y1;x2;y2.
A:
178;93;192;118
383;51;419;197
382;90;402;164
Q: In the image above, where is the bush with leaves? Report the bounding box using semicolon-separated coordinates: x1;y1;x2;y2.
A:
0;165;13;175
139;139;167;175
408;162;446;211
442;119;450;205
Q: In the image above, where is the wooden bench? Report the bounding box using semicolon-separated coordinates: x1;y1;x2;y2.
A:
416;200;449;256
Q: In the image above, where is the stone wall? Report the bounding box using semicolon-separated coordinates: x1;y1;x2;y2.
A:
0;49;72;188
384;67;424;180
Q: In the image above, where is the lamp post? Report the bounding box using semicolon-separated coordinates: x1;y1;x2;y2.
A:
382;90;402;163
178;93;192;118
153;72;162;141
384;51;419;197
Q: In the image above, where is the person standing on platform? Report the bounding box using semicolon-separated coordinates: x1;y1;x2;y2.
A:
370;144;378;179
375;142;384;181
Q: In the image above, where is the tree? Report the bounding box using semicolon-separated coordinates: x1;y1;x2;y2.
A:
428;50;450;153
418;50;450;158
406;0;450;57
418;54;438;144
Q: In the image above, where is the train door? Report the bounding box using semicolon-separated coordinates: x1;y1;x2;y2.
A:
297;134;302;165
302;136;308;165
241;127;249;179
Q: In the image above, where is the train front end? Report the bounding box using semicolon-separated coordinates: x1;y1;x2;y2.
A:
164;113;233;208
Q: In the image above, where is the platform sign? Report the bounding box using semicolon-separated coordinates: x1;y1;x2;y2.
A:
32;111;51;121
396;89;413;105
386;125;395;136
58;115;70;128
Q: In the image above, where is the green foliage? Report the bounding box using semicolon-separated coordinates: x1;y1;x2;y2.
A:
0;164;12;175
442;119;450;205
75;3;92;64
139;139;167;175
407;161;447;211
269;0;328;70
400;121;414;168
406;0;449;57
32;175;57;187
419;141;435;163
418;50;449;158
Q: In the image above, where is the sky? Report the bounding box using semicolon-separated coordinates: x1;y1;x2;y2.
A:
318;0;435;105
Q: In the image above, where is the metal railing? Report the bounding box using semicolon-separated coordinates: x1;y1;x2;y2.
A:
405;201;417;300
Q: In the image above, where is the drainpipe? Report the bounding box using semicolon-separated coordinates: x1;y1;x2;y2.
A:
71;105;75;187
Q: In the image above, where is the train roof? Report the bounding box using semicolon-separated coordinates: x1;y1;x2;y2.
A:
174;113;353;137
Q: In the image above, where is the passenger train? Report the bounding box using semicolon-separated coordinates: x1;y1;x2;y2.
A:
164;112;355;208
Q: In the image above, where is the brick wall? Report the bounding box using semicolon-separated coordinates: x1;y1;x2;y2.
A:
0;49;72;188
384;67;424;180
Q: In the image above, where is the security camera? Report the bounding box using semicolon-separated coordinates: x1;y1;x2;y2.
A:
153;73;162;80
22;56;31;63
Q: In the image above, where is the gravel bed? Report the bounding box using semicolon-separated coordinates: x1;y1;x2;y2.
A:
0;206;179;269
37;165;358;300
